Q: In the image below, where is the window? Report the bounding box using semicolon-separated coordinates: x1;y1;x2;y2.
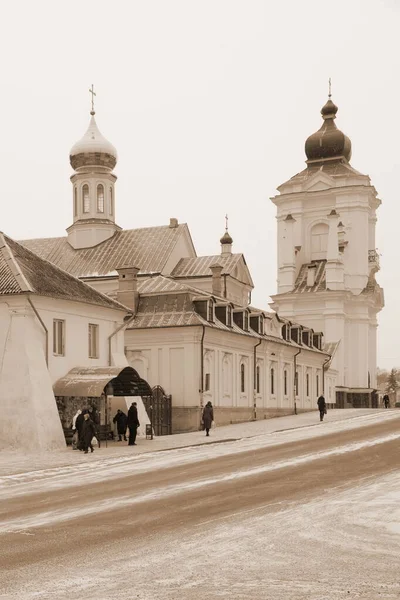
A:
109;187;113;215
284;369;288;395
311;223;329;260
205;373;211;392
316;374;319;396
82;184;90;213
256;365;260;394
243;311;249;331
207;301;214;322
53;319;65;356
240;363;245;393
306;373;310;397
227;306;232;327
270;367;275;395
97;184;104;213
88;323;99;358
74;187;78;216
295;371;299;396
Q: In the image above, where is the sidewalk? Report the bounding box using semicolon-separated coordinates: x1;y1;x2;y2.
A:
1;408;396;478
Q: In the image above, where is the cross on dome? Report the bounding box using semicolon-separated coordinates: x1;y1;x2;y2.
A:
89;84;96;115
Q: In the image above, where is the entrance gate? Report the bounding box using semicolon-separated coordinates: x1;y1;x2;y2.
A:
142;386;172;436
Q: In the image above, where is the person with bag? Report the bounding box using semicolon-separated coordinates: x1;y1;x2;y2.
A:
202;401;214;437
127;401;140;446
317;394;327;422
80;412;97;454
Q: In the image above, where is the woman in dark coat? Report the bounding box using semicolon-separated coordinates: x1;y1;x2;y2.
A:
317;395;326;422
80;413;97;453
202;401;214;436
113;409;128;441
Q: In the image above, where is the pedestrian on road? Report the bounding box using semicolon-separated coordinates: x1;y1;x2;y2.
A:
317;395;326;422
202;401;214;436
75;409;86;451
127;401;140;446
80;413;97;454
113;409;128;441
383;394;390;409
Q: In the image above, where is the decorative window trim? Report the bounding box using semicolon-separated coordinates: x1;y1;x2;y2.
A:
82;184;90;214
88;323;99;359
53;319;65;356
97;183;105;213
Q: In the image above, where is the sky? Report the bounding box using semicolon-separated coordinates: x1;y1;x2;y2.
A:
0;0;399;369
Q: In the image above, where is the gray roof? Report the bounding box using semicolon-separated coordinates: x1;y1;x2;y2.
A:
293;260;326;293
171;253;245;278
20;224;190;278
0;232;128;311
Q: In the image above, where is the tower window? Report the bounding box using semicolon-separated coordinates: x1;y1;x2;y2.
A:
82;184;90;214
97;184;104;213
74;186;78;217
109;187;113;216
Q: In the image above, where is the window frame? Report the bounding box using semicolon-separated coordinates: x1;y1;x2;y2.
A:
82;184;90;214
306;372;310;397
74;186;78;217
88;323;99;359
240;363;245;393
96;184;105;213
256;365;260;394
205;373;211;392
284;369;288;396
53;319;65;356
109;186;113;216
316;374;319;397
270;367;275;395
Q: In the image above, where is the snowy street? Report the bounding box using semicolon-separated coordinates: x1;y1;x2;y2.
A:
1;410;400;599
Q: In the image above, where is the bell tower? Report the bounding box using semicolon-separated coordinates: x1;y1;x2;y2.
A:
67;86;121;249
270;93;384;406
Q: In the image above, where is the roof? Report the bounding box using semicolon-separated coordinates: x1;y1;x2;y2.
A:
292;260;326;293
284;160;367;187
137;275;208;296
0;232;128;311
171;254;245;278
21;224;190;279
53;366;151;397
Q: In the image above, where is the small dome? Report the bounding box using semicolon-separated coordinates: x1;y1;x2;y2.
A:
70;114;118;171
305;98;352;163
220;230;233;245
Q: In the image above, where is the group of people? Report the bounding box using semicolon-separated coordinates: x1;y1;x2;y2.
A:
113;402;140;446
71;402;140;454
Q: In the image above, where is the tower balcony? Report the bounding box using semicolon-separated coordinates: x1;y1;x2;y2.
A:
368;249;380;271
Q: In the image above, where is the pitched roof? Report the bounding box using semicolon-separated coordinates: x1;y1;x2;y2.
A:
0;233;128;311
283;160;368;187
20;224;190;278
292;260;326;293
171;254;245;279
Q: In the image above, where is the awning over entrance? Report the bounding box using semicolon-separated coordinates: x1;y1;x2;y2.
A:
53;366;152;397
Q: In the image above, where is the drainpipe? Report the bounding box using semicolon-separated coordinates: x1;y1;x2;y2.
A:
107;314;133;366
253;338;262;420
28;297;48;366
293;348;301;415
199;325;206;410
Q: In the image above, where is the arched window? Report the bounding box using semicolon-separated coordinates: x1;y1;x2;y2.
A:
311;223;329;260
74;186;78;216
109;186;113;216
306;373;310;397
270;367;275;395
82;184;90;213
284;369;288;396
240;363;245;393
97;184;104;213
256;365;260;394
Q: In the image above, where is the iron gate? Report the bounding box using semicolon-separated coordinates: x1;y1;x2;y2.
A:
142;385;172;436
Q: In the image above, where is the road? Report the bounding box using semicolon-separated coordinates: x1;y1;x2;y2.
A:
1;411;400;599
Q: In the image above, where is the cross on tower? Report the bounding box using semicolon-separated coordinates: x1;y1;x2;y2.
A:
225;213;229;232
328;77;332;99
89;84;96;115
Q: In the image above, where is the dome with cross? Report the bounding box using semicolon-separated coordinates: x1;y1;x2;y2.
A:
69;114;118;172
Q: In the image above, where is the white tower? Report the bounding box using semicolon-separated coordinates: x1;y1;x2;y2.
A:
67;90;120;249
270;94;384;407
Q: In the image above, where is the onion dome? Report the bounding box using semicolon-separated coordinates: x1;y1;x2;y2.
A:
305;98;352;163
69;114;118;172
220;230;233;245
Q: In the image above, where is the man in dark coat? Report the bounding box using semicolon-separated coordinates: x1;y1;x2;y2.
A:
113;409;128;441
127;402;140;446
383;394;390;409
75;410;86;451
317;395;326;422
80;413;97;454
202;401;214;436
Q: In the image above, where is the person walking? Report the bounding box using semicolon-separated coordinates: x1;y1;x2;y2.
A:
71;409;82;450
202;401;214;436
75;409;86;451
80;412;97;454
127;401;140;446
383;394;390;409
113;409;128;441
317;395;326;422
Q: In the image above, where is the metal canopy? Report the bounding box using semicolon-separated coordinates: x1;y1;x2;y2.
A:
53;366;152;398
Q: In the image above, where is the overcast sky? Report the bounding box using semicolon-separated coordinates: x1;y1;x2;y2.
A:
1;0;398;369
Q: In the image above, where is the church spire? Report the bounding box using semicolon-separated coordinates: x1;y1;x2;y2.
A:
220;214;233;256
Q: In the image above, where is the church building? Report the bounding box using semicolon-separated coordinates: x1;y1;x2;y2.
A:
18;97;338;432
270;94;384;408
